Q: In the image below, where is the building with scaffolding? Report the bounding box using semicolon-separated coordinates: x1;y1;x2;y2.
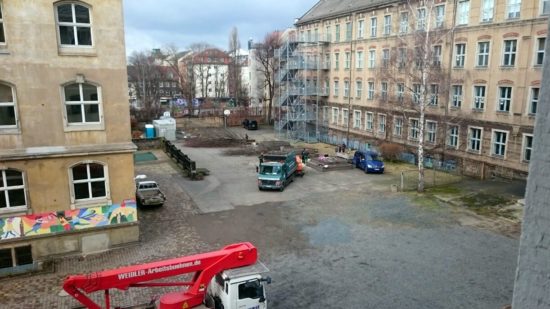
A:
275;29;331;142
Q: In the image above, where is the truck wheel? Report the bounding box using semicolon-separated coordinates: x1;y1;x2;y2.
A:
214;297;224;309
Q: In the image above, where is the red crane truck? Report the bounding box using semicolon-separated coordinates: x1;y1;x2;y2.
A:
63;242;270;309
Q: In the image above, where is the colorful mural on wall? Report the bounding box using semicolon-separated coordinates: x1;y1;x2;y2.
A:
0;199;137;241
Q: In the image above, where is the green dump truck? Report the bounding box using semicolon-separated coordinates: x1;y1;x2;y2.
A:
257;150;302;191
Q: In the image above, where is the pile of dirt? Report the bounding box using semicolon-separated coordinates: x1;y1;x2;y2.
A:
184;138;245;148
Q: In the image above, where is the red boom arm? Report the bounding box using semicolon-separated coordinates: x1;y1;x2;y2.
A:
63;242;258;309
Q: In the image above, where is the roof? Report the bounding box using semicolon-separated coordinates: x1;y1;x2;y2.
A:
296;0;400;25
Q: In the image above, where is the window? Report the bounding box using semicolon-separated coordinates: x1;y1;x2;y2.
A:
457;1;470;25
536;38;546;66
325;26;331;41
542;0;550;15
477;42;490;67
381;82;388;101
417;8;426;30
238;280;263;300
481;0;494;22
345;52;351;69
324;53;330;69
414;47;423;69
368;49;376;68
468;127;482;152
333;80;339;96
399;12;409;34
413;84;421;104
342;108;349;126
356;51;364;69
435;5;445;28
409;119;419;141
492;130;508;156
430;84;439;105
0;169;27;211
378;114;386;133
0;246;33;269
498;86;512;112
71;163;107;203
332;107;339;124
426;121;437;143
334;52;339;70
367;82;375;100
323;80;329;96
522;134;533;162
384;15;392;35
335;24;340;42
452;85;463;108
397;83;404;103
370;17;377;37
502;40;517;66
356;80;363;98
344;80;350;97
353;110;361;128
507;0;521;19
322;106;328;121
455;43;466;68
529;87;539;115
345;22;352;41
357;20;365;38
307;30;312;42
366;112;373;130
382;49;390;68
473;85;486;109
64;82;101;124
398;48;406;68
448;125;459;148
0;3;5;44
394;117;403;136
0;83;17;128
432;45;442;67
56;3;92;46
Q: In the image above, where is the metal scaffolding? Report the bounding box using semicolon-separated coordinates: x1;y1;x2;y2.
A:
275;32;330;142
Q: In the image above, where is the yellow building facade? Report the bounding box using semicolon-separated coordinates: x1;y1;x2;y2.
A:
0;0;137;273
295;0;547;179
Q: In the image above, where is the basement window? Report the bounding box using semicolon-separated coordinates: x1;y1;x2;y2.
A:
0;245;33;269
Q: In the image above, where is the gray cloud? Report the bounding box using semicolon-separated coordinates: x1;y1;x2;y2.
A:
123;0;318;55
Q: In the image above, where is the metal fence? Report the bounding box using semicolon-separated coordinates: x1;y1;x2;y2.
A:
399;158;463;191
163;140;197;178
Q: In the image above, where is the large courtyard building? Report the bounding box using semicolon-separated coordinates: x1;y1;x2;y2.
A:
0;0;137;274
283;0;547;179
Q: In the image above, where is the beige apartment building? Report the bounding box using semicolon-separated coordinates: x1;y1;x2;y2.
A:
0;0;137;274
292;0;547;179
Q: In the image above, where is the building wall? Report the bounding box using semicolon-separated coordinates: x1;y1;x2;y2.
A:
0;0;136;265
295;0;547;178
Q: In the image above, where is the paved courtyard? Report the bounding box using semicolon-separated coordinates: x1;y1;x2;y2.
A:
0;126;520;309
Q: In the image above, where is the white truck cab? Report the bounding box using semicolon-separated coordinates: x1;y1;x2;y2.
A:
204;262;270;309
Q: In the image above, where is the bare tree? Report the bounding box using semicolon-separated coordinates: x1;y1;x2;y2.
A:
377;0;456;192
159;44;194;114
180;42;213;115
128;50;163;122
228;26;243;106
254;31;282;124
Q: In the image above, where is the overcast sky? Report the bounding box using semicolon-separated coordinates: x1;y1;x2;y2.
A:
123;0;319;55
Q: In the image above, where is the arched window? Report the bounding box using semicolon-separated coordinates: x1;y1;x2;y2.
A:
64;82;100;124
0;169;27;210
0;83;17;128
56;2;92;46
71;162;107;202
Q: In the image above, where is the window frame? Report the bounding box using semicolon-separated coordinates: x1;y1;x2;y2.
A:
54;2;94;48
434;5;445;28
542;0;550;15
528;87;539;115
502;39;517;67
0;2;6;45
353;110;362;129
468;126;483;153
455;43;466;68
457;0;470;25
381;81;388;101
357;20;364;39
356;51;364;69
62;81;104;131
382;49;390;68
69;161;110;207
384;15;392;35
0;169;28;213
335;24;340;42
399;11;409;34
522;133;533;163
342;108;349;126
356;80;363;98
368;49;376;68
334;52;340;70
345;22;352;41
397;83;405;103
378;114;386;134
476;41;490;67
370;17;377;38
344;52;351;69
331;107;339;124
343;80;350;98
409;118;420;141
426;120;437;144
333;80;339;97
506;0;521;19
447;125;459;149
481;0;494;22
497;86;512;112
535;37;546;66
491;129;508;157
367;81;375;100
417;8;426;31
393;116;403;137
0;82;19;132
473;85;486;110
365;112;374;131
452;85;463;108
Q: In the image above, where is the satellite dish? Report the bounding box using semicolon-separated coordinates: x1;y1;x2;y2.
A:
224;109;231;116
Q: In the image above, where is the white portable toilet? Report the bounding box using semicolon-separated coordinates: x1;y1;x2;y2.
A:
153;113;176;141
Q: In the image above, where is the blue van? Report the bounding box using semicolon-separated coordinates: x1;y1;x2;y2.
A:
352;150;385;173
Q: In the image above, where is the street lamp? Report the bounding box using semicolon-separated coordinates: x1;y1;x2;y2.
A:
223;109;231;128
